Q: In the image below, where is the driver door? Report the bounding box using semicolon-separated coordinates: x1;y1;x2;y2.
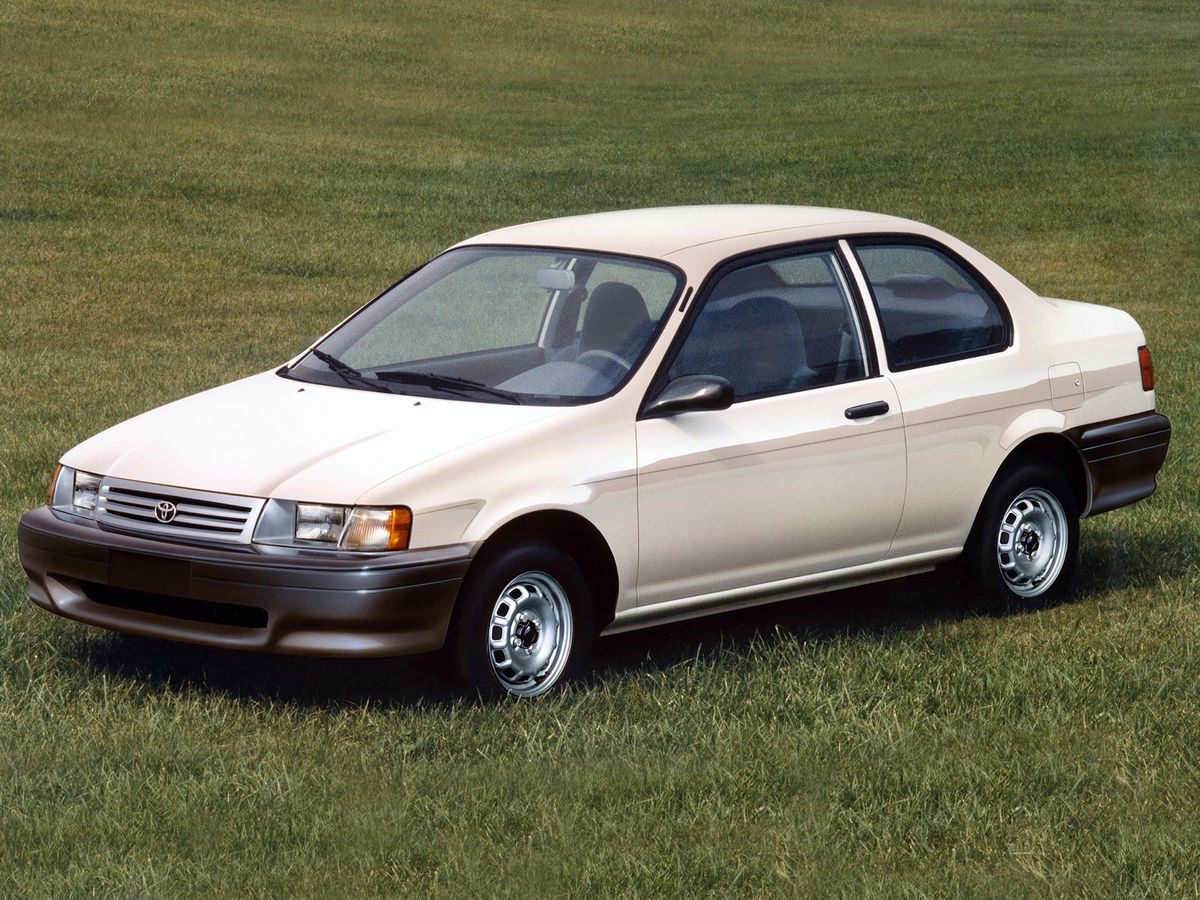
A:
634;246;907;608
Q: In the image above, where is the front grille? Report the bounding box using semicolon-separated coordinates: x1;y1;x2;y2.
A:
96;477;265;544
81;581;268;629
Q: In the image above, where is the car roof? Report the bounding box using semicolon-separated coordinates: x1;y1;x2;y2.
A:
455;205;916;260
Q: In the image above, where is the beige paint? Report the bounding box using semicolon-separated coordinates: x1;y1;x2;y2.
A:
1049;363;1085;411
635;378;905;606
58;206;1158;630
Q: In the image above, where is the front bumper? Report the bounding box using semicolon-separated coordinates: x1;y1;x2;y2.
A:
17;506;471;657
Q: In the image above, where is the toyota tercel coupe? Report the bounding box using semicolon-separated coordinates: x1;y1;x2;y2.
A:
18;206;1171;697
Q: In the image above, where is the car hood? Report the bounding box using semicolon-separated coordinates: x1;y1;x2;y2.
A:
62;372;565;504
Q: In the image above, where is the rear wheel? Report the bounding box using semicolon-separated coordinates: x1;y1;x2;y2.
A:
448;542;593;699
961;463;1079;611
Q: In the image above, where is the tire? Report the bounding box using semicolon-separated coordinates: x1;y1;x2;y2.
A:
959;462;1080;612
447;541;594;699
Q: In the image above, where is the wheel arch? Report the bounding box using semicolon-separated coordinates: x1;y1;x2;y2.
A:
464;509;621;633
957;430;1084;607
992;431;1089;517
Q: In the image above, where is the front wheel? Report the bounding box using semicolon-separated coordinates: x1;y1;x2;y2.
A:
448;542;593;699
961;463;1080;611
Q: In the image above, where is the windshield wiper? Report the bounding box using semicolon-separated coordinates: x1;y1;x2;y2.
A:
374;369;522;404
308;348;393;394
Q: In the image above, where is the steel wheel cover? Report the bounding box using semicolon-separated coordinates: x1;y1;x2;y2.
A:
487;570;574;697
995;487;1069;598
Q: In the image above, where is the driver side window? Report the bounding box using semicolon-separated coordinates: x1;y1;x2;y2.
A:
669;250;868;402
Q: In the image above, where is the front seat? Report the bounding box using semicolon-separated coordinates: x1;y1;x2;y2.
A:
578;282;651;361
704;295;809;399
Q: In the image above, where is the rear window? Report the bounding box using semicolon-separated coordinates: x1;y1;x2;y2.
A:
854;242;1007;370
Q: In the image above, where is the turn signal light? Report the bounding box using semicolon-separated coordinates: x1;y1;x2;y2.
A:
342;506;412;551
47;464;62;506
1138;345;1155;391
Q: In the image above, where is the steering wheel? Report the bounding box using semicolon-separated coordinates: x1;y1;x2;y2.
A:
577;348;632;375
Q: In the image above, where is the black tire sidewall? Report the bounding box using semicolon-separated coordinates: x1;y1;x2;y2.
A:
964;462;1080;611
449;541;594;699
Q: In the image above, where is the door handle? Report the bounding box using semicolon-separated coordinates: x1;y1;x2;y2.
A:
845;401;890;420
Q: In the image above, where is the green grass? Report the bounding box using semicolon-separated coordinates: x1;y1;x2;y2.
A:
2;0;1199;895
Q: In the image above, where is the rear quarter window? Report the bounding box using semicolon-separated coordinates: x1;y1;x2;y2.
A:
854;242;1008;370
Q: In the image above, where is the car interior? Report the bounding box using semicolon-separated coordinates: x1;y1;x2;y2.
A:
495;280;654;397
335;245;1006;402
869;273;1006;368
669;257;867;400
417;258;871;402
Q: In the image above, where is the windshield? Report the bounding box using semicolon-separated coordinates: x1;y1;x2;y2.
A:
285;247;683;405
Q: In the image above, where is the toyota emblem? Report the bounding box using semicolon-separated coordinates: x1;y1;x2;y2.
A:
154;500;177;523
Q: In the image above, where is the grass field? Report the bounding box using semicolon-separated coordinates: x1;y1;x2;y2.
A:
2;0;1199;895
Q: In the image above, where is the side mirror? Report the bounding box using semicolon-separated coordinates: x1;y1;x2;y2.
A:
641;375;734;419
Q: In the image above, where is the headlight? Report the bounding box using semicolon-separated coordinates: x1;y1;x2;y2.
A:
295;503;346;543
72;471;102;511
47;465;101;516
45;468;102;518
290;503;411;551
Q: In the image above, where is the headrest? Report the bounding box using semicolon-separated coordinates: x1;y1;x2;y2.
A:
884;274;961;299
579;282;650;353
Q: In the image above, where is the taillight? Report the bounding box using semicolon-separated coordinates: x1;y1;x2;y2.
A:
1138;345;1155;391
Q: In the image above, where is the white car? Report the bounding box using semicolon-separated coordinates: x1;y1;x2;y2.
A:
19;206;1171;698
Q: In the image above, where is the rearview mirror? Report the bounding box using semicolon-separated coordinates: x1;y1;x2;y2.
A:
641;375;734;419
536;268;575;292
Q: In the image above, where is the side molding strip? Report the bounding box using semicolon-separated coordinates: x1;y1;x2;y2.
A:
604;549;959;635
